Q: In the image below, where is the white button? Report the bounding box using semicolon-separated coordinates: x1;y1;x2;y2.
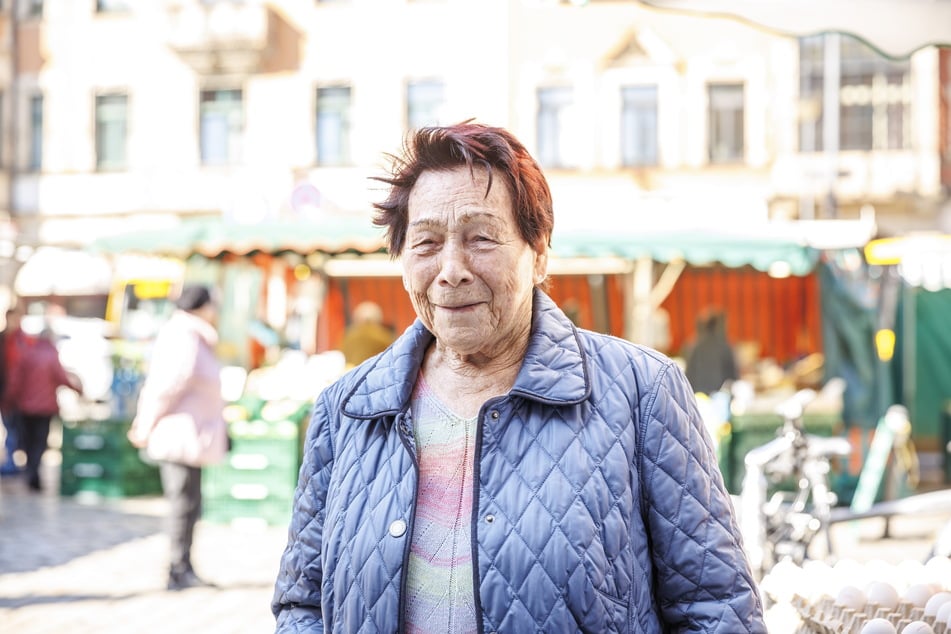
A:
389;519;407;537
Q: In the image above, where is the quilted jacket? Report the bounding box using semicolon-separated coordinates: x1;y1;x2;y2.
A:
272;290;765;633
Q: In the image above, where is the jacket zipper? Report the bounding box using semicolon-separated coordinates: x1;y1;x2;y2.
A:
470;397;503;634
395;409;418;634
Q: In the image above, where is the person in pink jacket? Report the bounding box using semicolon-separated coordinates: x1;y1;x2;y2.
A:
128;284;229;591
6;325;83;492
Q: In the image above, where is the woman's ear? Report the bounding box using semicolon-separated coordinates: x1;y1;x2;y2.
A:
533;249;549;285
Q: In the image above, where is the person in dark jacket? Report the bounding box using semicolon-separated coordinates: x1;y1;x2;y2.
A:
272;122;765;632
684;308;739;395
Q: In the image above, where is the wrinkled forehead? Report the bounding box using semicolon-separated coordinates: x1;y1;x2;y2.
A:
407;166;515;227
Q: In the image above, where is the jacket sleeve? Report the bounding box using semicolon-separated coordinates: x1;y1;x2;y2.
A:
272;388;336;632
128;327;199;444
637;360;766;633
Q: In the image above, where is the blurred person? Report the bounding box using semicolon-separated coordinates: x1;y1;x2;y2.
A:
272;122;764;632
0;307;26;474
339;300;395;367
5;324;83;491
685;308;739;396
128;284;229;591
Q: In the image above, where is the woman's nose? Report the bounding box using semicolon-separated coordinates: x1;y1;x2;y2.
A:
436;240;472;286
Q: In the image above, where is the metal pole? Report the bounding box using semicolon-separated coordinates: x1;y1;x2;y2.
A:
822;33;841;219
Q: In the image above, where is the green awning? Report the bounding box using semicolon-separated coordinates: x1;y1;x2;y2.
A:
91;215;874;278
89;216;387;259
551;227;819;275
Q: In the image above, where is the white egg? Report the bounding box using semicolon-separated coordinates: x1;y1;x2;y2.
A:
802;559;834;598
866;581;900;611
860;618;897;634
897;559;925;584
936;600;951;624
865;558;895;580
899;621;934;634
762;558;805;602
833;558;864;585
835;584;868;610
924;591;951;617
903;583;935;608
923;557;951;590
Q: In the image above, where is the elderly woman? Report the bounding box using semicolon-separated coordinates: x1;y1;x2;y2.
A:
272;123;765;632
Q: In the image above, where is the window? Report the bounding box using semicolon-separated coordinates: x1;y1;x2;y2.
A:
536;86;574;169
799;34;911;151
707;83;744;164
620;85;658;167
28;94;42;171
96;93;128;170
316;86;351;166
406;80;445;131
199;88;243;165
96;0;130;11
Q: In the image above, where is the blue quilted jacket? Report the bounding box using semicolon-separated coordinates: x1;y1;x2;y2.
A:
272;290;765;633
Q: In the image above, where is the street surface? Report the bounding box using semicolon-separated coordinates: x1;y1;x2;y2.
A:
0;456;289;634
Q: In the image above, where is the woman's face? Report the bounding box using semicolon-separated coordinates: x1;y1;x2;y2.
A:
401;166;547;360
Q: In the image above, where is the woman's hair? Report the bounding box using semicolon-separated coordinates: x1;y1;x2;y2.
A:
371;121;554;257
176;284;215;312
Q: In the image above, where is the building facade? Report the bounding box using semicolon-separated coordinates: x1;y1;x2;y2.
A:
0;0;947;349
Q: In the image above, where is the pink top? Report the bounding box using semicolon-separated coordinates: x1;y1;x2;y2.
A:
403;377;479;634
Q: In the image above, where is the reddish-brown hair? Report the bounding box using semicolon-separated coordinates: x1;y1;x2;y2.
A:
371;121;554;257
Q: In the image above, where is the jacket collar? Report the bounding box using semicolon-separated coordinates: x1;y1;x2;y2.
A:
340;289;590;419
171;309;219;346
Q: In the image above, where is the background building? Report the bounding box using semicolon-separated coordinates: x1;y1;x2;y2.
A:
0;0;948;447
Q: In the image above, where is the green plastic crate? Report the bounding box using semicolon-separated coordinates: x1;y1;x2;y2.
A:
202;460;299;499
59;419;162;498
61;471;162;498
202;495;294;527
62;419;135;452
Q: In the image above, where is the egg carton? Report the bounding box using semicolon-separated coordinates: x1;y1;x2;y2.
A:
789;592;950;633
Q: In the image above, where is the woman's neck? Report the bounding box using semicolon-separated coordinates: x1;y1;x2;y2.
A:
420;339;527;419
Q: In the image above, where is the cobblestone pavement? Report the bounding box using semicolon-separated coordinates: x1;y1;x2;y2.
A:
0;461;289;634
1;452;949;633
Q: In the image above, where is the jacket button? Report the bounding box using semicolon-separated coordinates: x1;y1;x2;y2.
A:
389;519;407;537
484;514;495;524
490;410;499;420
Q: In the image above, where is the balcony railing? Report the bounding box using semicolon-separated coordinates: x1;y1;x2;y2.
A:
165;1;270;74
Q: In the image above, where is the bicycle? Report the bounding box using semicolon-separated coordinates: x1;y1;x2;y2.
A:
738;384;852;580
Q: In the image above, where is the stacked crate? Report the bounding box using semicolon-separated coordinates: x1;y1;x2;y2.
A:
202;416;302;527
60;418;163;498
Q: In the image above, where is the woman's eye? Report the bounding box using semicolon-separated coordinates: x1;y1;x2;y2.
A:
410;237;437;250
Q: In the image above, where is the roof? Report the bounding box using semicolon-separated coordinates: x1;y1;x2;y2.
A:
639;0;951;59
